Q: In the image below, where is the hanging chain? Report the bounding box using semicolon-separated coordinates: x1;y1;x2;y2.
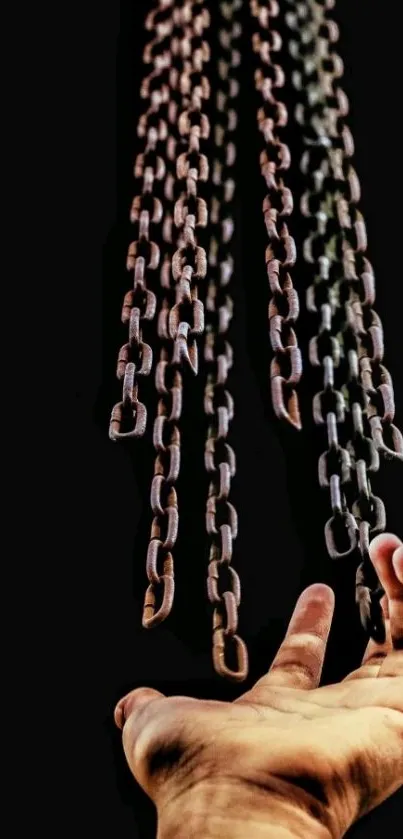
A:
142;0;195;629
142;0;212;629
250;0;303;431
284;0;403;641
110;0;189;622
109;0;213;629
204;0;249;682
108;0;177;442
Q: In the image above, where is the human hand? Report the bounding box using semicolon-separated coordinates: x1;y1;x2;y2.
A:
114;534;403;839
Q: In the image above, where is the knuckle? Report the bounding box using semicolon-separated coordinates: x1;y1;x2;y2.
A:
270;657;317;684
122;697;210;795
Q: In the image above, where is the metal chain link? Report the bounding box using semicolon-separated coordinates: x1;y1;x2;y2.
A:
250;0;303;431
203;0;249;682
284;0;402;641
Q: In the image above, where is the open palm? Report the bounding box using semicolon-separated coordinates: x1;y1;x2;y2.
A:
115;533;403;839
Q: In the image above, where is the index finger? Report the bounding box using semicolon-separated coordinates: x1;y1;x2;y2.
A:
238;584;335;703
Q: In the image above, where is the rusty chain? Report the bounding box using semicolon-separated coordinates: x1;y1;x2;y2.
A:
108;0;203;442
142;0;212;630
141;1;192;630
108;0;401;681
204;0;248;682
284;0;403;641
110;0;186;623
250;0;303;432
108;1;174;442
110;0;212;630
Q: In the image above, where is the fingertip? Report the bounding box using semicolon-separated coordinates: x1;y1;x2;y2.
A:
299;582;335;607
369;532;402;563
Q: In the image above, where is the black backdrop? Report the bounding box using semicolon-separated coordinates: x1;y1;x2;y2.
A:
77;1;403;836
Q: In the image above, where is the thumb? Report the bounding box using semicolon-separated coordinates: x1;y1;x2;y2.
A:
114;687;166;730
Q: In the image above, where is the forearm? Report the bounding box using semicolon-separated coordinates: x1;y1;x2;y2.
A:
157;779;332;839
159;810;329;839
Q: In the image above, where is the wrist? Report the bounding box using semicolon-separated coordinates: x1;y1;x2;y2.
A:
157;777;332;839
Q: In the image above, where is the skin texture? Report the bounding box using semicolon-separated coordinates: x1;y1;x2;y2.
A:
115;533;403;839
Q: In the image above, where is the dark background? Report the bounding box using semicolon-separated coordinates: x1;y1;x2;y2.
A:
75;1;403;835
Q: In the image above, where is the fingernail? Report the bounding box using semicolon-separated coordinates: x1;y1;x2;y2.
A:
114;694;138;730
114;700;126;730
